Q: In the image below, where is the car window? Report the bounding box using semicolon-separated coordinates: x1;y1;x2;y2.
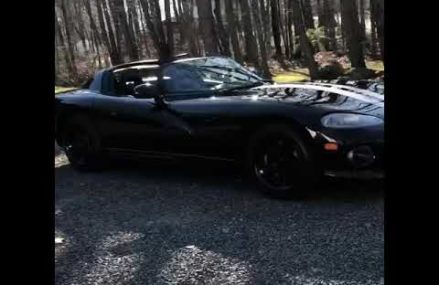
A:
113;67;159;96
162;57;263;94
162;64;210;93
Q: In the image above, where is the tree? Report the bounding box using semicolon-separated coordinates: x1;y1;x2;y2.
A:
270;0;283;58
369;0;378;58
317;0;324;27
340;0;366;68
323;0;337;51
107;0;125;58
225;0;243;62
291;0;319;79
260;0;272;55
83;0;103;65
286;0;295;59
54;0;384;85
339;0;346;50
253;0;271;78
139;0;172;61
195;0;220;55
239;0;260;66
98;0;122;64
371;0;384;61
301;0;315;30
55;8;76;77
112;0;140;61
58;0;78;76
280;0;291;58
214;0;231;56
358;0;366;41
164;0;174;56
73;1;88;53
127;0;142;58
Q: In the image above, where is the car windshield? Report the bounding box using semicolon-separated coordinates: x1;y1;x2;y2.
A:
162;57;264;93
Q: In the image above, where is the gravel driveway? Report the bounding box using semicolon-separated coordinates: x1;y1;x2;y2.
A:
55;149;384;285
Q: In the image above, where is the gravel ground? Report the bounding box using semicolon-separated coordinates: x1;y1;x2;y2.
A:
55;148;384;285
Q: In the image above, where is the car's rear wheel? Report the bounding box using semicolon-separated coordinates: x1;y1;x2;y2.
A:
61;120;105;171
247;124;320;199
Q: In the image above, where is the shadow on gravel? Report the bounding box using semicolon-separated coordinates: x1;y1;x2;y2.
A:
55;159;384;284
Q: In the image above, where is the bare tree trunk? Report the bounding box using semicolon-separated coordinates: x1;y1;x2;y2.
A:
286;0;295;59
93;32;103;69
59;0;78;76
172;0;186;47
139;0;172;61
112;0;140;61
96;0;122;65
55;22;61;78
372;0;384;61
107;0;124;58
127;0;142;57
225;0;243;63
291;0;319;79
280;0;291;59
235;0;245;54
323;0;337;51
341;0;366;68
214;0;231;56
359;0;366;41
253;0;271;78
239;0;259;66
260;0;272;54
74;0;88;53
84;0;101;52
317;0;324;27
270;0;283;58
164;0;175;56
55;9;76;76
137;0;152;58
301;0;315;30
369;0;378;59
195;0;220;55
339;0;346;51
184;0;201;56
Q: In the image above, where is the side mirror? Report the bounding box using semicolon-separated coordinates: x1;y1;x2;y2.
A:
133;83;167;107
133;83;158;99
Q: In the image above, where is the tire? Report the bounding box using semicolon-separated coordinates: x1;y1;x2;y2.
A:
60;118;105;172
246;124;320;199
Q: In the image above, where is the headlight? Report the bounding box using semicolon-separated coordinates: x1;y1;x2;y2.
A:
321;113;383;129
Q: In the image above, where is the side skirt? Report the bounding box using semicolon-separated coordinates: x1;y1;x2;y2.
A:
105;148;237;164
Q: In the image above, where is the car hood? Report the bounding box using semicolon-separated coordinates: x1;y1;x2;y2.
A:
247;83;384;119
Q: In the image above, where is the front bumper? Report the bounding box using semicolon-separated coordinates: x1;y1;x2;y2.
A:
309;127;384;180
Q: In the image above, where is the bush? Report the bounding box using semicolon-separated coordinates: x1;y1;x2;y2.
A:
345;67;377;80
318;61;345;79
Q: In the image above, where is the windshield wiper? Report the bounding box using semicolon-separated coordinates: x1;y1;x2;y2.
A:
224;81;265;92
198;65;262;81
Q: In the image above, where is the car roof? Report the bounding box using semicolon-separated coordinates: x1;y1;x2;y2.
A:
107;54;214;72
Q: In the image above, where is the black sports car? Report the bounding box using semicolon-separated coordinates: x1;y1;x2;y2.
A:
55;56;384;198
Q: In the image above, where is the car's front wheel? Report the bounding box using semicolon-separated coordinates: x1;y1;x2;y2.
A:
247;124;320;199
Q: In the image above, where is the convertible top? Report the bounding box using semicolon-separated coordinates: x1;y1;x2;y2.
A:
107;53;193;71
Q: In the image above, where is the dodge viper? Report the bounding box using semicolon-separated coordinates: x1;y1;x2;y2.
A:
55;56;384;198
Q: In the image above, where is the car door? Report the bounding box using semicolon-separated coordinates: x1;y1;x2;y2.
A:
93;67;195;155
157;63;243;159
